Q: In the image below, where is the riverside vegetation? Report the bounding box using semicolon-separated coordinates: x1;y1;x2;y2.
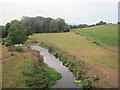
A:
2;45;62;88
40;42;93;88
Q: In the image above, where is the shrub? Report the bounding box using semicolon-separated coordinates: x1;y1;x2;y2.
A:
7;46;24;52
44;67;62;86
7;46;16;51
93;76;99;81
32;40;37;43
48;46;55;53
2;38;11;46
54;52;59;58
15;47;24;52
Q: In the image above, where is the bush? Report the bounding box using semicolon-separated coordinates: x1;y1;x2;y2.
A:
5;42;11;46
32;40;37;43
28;40;38;44
2;38;11;46
7;46;16;51
54;52;59;58
7;46;24;52
2;38;6;44
48;46;55;53
44;67;62;86
93;76;99;81
15;47;24;52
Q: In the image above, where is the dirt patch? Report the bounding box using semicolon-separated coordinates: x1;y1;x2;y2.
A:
84;61;118;88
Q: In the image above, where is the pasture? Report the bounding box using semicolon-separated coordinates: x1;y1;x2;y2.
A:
73;24;118;51
26;24;118;87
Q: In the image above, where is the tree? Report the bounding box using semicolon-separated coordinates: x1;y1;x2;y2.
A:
50;19;57;33
96;21;106;25
5;16;70;36
21;16;36;35
117;22;120;24
8;20;27;45
2;26;8;38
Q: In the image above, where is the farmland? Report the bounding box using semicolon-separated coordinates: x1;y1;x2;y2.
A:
26;24;118;88
73;24;118;52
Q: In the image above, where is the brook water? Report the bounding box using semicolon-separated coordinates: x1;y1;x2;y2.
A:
25;45;79;88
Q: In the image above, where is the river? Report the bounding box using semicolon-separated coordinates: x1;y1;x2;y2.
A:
25;45;79;88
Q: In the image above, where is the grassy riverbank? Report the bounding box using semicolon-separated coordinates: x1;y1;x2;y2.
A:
2;45;61;88
40;42;93;88
26;24;118;88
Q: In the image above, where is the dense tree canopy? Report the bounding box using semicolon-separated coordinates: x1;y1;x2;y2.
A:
2;26;7;38
8;20;27;44
2;17;108;38
2;16;70;38
20;16;70;34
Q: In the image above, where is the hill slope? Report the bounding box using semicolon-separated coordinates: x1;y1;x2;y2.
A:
26;24;118;88
73;24;118;51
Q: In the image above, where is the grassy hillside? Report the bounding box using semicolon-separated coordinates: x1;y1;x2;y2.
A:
73;24;118;50
26;25;118;88
2;45;61;88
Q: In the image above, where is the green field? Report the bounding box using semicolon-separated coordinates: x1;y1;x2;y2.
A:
73;24;118;50
26;24;118;88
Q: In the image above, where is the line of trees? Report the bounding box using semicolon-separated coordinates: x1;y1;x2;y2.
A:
2;16;70;38
2;16;70;55
69;21;107;29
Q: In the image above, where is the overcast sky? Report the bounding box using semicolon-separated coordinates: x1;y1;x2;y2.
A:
0;0;119;25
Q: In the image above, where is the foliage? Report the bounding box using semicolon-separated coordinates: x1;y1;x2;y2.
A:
2;26;8;38
3;16;70;37
22;60;49;88
7;46;24;56
8;20;27;44
21;59;62;88
44;67;62;86
50;18;70;33
93;76;99;81
31;40;38;44
79;75;91;88
7;46;16;51
15;47;24;52
74;75;91;88
20;16;70;34
2;37;12;45
96;21;106;25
